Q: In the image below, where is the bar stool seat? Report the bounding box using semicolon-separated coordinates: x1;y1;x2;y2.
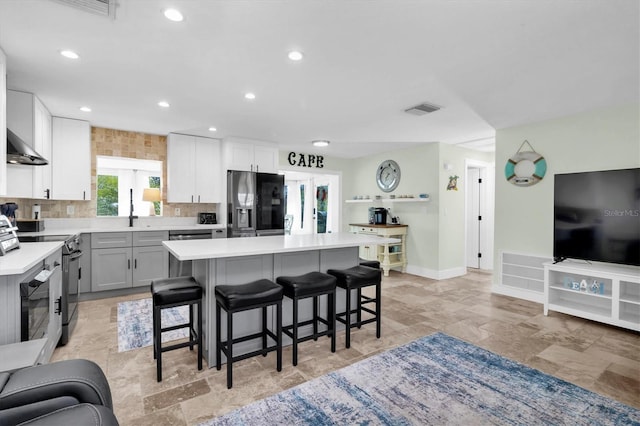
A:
276;272;337;366
151;276;203;382
216;279;283;310
327;265;382;348
278;271;336;297
359;259;381;269
215;279;283;389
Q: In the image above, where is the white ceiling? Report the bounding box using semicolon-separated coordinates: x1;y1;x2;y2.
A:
0;0;637;159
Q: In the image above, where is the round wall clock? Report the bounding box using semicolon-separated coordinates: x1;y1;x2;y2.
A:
376;159;401;192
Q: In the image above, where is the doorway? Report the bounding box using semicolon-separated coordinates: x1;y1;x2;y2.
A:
283;171;340;235
465;160;495;270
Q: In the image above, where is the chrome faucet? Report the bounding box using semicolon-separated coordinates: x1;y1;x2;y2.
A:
129;188;138;227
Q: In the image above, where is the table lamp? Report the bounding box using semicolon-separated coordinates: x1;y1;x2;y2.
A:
142;188;161;216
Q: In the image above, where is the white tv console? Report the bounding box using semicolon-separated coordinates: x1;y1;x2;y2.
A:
544;260;640;331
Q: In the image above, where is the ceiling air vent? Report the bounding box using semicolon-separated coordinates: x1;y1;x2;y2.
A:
404;102;441;116
50;0;116;19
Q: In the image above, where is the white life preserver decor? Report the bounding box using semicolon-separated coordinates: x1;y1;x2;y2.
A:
504;140;547;187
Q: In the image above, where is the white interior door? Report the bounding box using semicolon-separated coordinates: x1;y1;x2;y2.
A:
466;167;480;269
465;160;495;271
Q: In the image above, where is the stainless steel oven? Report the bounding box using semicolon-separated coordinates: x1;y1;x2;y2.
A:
19;234;82;346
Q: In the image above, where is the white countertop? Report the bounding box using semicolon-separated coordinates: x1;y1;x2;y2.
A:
15;217;225;238
18;224;224;237
0;242;64;276
164;232;400;261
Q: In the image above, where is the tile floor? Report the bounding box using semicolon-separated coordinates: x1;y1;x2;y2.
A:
51;270;640;425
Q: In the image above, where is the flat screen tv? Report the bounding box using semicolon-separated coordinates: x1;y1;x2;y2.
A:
554;168;640;266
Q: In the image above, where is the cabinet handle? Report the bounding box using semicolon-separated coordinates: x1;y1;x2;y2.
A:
45;189;50;199
78;267;82;280
83;190;86;200
134;259;137;269
55;297;62;315
198;195;201;203
128;259;131;269
191;195;194;203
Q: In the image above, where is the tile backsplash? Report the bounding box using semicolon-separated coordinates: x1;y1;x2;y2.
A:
1;126;217;220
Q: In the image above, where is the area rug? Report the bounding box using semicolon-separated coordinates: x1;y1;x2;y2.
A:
117;298;189;352
202;332;640;425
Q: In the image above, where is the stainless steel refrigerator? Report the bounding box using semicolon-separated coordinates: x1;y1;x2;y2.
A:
227;170;285;237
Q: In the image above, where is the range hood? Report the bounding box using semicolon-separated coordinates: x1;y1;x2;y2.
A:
6;129;48;165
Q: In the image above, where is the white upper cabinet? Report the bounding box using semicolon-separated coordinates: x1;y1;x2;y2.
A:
195;137;221;203
167;133;222;203
52;117;91;200
32;99;52;199
6;90;52;199
223;138;278;173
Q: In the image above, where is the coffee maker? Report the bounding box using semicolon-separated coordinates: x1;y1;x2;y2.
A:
0;203;18;227
368;207;389;224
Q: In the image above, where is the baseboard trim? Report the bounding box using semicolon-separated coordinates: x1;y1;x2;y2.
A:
491;284;544;304
405;265;466;280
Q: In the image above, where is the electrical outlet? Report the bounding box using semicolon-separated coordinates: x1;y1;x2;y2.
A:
66;205;74;215
174;208;181;216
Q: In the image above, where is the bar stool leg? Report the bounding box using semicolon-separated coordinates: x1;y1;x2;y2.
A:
330;291;336;353
262;306;268;356
154;304;162;382
197;300;203;370
313;296;319;340
189;304;195;350
226;309;233;389
216;302;222;371
345;287;352;348
152;301;157;360
292;296;299;366
357;288;362;328
276;300;282;372
376;281;381;338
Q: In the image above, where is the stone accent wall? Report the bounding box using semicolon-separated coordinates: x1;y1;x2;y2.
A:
1;127;216;219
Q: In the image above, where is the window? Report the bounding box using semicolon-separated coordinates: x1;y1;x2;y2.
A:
97;175;118;216
96;156;163;217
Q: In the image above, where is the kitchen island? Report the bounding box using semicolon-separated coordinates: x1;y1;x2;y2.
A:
163;232;399;367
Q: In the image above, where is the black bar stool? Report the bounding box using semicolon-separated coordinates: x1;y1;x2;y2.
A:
359;259;381;269
151;276;203;382
327;265;382;348
276;271;337;366
215;279;283;389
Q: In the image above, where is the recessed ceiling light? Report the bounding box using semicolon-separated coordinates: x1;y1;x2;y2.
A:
79;106;91;112
244;92;256;100
158;101;170;108
208;127;217;132
288;50;304;61
312;140;330;147
60;50;79;59
163;8;183;22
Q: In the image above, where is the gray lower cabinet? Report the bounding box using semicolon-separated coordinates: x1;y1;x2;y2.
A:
91;231;168;292
78;233;91;294
0;249;62;371
43;250;62;361
132;245;167;287
91;246;133;291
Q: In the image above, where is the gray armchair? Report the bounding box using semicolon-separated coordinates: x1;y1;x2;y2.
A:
0;359;118;425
